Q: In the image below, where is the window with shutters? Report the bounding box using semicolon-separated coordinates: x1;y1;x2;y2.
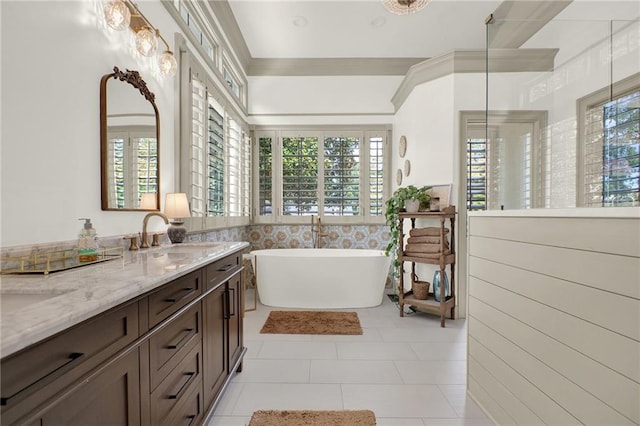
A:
579;80;639;207
181;57;251;230
254;128;389;224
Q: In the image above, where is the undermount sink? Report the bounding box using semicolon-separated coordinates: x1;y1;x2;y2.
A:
1;290;71;312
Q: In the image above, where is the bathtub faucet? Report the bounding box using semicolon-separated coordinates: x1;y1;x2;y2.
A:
311;215;328;248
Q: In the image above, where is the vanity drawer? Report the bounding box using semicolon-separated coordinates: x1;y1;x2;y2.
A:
148;269;202;328
150;342;202;426
205;252;241;290
149;303;201;391
1;301;139;416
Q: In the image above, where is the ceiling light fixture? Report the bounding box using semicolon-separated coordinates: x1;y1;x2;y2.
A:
380;0;430;15
103;0;177;77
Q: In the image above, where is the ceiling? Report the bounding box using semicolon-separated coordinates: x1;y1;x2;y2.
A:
222;0;639;76
227;0;503;60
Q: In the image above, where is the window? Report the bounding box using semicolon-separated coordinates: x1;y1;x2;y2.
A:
255;128;388;223
282;135;319;216
182;59;251;230
580;83;639;207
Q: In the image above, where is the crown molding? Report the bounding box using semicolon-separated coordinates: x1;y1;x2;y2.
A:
488;0;573;48
208;0;252;71
391;48;559;111
247;58;427;76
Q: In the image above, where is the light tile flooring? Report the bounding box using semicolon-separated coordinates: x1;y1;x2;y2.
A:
208;295;493;426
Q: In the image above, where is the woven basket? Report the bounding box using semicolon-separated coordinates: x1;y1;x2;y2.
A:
412;280;430;300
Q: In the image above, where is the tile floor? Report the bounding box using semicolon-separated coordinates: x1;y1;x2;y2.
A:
207;294;494;425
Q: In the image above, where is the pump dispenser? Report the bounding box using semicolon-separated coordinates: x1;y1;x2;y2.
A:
78;218;99;262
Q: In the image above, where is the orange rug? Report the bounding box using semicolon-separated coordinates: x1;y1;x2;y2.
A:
259;311;363;335
249;409;376;425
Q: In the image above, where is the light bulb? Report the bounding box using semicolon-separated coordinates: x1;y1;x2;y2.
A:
135;27;158;57
158;51;178;77
103;0;131;31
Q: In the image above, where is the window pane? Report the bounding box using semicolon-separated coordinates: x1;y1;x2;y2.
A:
208;96;224;216
467;136;487;211
584;89;640;207
227;117;241;216
324;136;360;216
602;92;639;206
258;136;273;216
282;136;318;215
369;136;384;216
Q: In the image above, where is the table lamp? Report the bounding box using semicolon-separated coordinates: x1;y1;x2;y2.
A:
164;193;190;243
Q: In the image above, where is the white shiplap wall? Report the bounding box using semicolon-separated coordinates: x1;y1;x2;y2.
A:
467;210;640;425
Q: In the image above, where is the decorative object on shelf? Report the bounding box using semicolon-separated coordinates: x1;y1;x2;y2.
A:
381;0;430;15
102;0;178;76
432;270;450;302
396;168;403;185
384;185;431;274
429;197;440;211
404;159;411;177
426;184;452;209
411;273;430;300
398;135;407;157
164;193;191;243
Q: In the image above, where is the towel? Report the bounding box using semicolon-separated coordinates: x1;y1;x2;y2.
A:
403;251;450;259
404;243;442;254
407;236;448;245
409;227;449;237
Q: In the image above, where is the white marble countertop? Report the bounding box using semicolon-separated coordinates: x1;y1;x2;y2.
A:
0;241;249;359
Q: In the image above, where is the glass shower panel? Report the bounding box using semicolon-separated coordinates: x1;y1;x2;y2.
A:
486;14;639;209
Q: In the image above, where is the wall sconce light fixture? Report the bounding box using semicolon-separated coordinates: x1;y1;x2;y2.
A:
103;0;177;77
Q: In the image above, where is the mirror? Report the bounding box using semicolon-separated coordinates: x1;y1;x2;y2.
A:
100;66;160;211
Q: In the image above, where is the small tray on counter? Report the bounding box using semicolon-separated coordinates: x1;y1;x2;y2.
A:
0;246;124;275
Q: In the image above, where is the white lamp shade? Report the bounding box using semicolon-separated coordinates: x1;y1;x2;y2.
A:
139;193;157;209
165;193;190;219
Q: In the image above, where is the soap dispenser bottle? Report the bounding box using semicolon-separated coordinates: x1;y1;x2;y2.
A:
78;218;99;262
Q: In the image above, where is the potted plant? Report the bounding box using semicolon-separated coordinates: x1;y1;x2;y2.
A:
384;185;431;277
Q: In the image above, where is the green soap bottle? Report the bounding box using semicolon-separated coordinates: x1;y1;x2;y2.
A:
78;218;99;262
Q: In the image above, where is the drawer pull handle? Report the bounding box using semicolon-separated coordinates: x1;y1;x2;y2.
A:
168;372;196;400
167;328;195;350
0;352;84;406
217;263;235;272
186;415;197;426
165;287;196;303
224;290;230;320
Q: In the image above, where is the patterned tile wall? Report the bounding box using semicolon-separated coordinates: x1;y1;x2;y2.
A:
245;224;390;252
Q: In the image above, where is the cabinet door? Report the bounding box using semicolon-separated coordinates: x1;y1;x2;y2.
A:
40;349;140;425
202;284;227;408
227;274;243;371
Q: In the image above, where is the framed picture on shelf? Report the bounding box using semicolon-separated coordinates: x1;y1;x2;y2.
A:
426;184;452;210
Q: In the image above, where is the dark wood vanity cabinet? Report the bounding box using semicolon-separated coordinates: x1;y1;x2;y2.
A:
0;249;245;426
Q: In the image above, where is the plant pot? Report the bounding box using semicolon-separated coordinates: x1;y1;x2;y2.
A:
404;199;420;213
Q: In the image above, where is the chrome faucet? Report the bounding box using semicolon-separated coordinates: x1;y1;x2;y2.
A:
140;212;169;249
311;215;328;248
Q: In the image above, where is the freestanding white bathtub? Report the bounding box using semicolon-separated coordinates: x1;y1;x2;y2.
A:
250;249;391;309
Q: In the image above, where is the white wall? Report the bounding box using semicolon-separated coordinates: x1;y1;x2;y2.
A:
0;1;181;247
247;75;401;126
467;209;640;425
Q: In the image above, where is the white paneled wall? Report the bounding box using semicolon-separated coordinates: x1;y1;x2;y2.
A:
467;210;640;425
